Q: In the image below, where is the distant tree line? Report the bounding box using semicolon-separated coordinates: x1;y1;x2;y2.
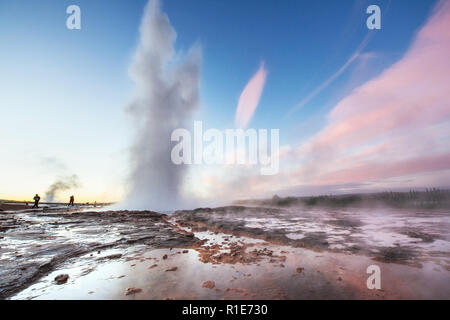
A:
234;189;450;209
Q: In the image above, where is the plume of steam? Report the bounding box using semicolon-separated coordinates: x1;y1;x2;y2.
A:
45;174;80;202
123;0;201;211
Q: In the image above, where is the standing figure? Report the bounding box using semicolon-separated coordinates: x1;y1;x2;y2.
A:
33;194;40;208
69;195;75;207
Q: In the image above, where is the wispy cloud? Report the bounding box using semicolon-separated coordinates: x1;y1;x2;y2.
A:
285;0;450;190
286;31;376;117
235;62;267;129
195;0;450;201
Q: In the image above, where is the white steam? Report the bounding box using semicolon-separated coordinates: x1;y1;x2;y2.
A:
123;0;201;211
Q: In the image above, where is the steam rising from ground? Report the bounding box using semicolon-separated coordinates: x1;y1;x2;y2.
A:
123;0;201;211
44;174;80;202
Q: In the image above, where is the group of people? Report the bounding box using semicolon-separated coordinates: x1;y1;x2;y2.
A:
32;194;75;208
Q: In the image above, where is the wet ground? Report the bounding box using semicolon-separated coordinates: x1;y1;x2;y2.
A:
1;205;449;299
0;208;199;299
173;206;450;268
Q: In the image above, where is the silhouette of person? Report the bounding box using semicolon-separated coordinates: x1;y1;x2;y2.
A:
69;195;75;207
33;194;40;208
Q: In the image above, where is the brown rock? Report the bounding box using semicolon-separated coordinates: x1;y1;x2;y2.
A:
104;254;122;260
202;281;215;289
54;274;69;284
125;287;142;295
296;267;304;273
149;264;158;269
162;254;168;260
166;266;178;272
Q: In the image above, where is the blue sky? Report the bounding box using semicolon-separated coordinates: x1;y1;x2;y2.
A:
0;0;445;203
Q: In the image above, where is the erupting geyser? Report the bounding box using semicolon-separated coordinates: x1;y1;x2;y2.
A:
122;0;201;211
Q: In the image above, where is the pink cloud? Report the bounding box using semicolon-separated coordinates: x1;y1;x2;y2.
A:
317;152;450;185
190;1;450;202
235;62;267;129
293;0;450;185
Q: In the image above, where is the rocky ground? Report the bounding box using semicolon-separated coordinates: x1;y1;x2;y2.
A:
173;206;450;268
1;205;449;300
0;209;199;299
